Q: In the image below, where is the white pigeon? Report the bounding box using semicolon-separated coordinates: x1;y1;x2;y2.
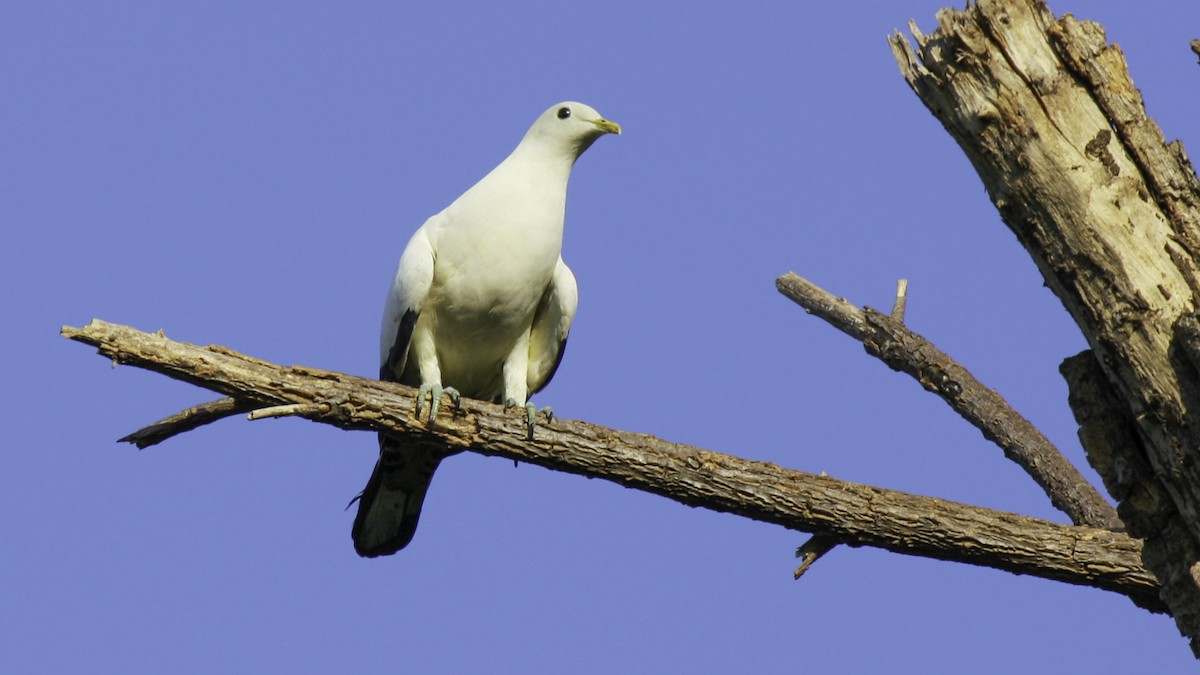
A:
352;101;621;557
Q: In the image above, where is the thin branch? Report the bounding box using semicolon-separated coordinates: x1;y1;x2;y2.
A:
776;271;1120;530
118;396;255;448
61;319;1161;611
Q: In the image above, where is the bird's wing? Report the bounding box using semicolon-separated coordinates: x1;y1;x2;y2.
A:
354;224;441;558
379;226;436;382
527;257;578;395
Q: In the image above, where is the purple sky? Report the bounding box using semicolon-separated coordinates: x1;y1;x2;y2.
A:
6;1;1200;672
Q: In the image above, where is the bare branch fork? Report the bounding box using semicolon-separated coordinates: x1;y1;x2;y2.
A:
776;271;1117;578
776;272;1119;530
62;318;1161;611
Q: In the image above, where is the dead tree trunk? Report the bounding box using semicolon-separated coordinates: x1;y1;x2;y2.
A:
890;0;1200;651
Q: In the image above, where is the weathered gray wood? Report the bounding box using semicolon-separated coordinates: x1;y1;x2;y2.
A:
62;319;1162;611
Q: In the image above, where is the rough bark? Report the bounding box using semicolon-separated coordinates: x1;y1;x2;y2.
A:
890;0;1200;650
777;271;1118;529
62;319;1162;610
118;396;255;447
1062;351;1200;635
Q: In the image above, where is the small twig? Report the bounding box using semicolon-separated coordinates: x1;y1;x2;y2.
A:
891;278;909;322
793;534;839;579
247;403;330;421
118;396;256;448
776;271;1120;530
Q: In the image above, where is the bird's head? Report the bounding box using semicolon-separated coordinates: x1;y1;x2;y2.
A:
521;101;621;159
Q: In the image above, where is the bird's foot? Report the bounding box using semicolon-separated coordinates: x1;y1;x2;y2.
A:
506;398;554;440
529;403;554;427
416;384;461;425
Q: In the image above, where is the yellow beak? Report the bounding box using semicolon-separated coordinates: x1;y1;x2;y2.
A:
590;118;622;135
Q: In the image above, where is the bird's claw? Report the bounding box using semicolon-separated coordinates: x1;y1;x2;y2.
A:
531;404;554;426
416;384;461;425
506;401;556;439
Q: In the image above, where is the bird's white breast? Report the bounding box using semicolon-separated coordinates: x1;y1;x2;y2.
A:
416;153;570;397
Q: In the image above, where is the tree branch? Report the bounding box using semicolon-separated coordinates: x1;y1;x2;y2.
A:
62;319;1162;611
118;396;254;448
776;271;1119;529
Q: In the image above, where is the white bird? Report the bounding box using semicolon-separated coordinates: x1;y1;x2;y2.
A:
352;101;621;557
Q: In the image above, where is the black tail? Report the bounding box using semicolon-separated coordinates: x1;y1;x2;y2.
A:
351;434;444;557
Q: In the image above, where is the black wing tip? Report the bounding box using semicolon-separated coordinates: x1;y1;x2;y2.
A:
381;309;419;381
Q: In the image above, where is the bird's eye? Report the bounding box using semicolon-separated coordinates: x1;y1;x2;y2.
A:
556;107;571;119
